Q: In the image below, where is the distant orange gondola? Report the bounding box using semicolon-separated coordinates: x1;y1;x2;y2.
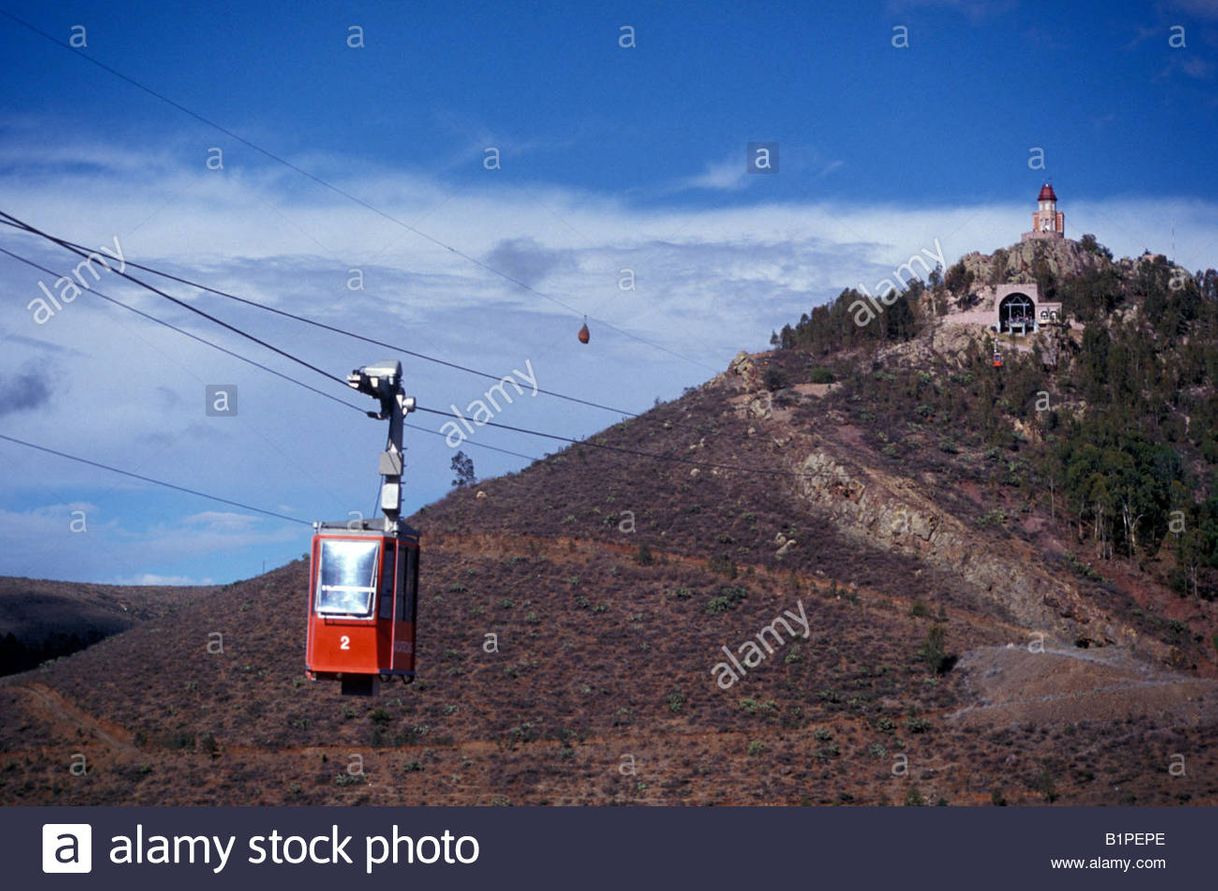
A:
578;319;590;344
992;350;1004;368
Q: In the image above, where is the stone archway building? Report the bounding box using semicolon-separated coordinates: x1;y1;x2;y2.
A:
945;283;1064;335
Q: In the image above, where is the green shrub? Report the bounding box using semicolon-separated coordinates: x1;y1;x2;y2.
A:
706;586;747;614
738;697;777;716
763;368;788;391
1034;767;1059;803
918;624;955;675
977;508;1007;528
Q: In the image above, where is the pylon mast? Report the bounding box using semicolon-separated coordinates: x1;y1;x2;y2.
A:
345;360;416;533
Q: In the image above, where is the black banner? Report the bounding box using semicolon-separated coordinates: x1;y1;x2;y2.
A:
7;806;1207;888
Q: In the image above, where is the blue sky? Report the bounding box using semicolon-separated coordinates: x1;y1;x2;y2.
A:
0;0;1216;584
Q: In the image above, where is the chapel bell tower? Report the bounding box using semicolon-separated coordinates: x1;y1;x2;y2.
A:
1023;182;1065;241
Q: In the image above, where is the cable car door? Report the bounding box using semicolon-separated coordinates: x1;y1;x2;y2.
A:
393;543;418;678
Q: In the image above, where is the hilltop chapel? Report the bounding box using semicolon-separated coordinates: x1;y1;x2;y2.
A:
942;184;1066;335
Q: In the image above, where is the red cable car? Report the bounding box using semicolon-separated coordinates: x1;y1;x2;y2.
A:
992;350;1004;368
578;318;590;344
306;359;420;696
306;522;419;696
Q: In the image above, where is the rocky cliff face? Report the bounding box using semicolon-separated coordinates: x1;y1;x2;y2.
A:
791;446;1142;648
957;237;1114;288
723;350;1168;663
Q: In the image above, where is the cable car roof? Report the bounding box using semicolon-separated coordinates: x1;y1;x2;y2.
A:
313;519;420;541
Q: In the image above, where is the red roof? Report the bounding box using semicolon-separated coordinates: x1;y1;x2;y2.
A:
1038;183;1057;202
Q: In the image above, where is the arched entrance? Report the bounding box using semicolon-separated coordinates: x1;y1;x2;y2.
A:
998;292;1035;335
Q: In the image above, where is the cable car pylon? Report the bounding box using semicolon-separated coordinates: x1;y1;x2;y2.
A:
305;360;422;696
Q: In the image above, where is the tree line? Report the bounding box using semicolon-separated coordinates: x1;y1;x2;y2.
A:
775;238;1218;598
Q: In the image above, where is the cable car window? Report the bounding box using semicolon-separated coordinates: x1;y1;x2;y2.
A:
379;542;396;619
399;546;418;622
315;539;380;617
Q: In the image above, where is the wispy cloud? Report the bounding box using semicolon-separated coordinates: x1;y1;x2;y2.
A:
669;147;844;194
816;159;846;178
0;500;297;584
673;157;752;193
0;132;1215;581
1181;55;1216;78
112;572;215;586
182;511;263;533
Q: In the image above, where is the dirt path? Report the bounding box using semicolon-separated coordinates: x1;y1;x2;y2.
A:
20;682;138;754
428;530;1035;641
948;645;1218;727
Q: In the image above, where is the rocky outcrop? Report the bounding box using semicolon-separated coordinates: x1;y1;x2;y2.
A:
957;238;1114;289
793;446;1156;655
876;304;1076;372
877;322;985;369
747;392;773;419
728;351;759;386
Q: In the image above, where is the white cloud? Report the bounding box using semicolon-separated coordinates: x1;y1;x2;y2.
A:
668;147;843;194
0;133;1215;581
181;511;263;533
0;499;297;583
112;573;215;586
676;157;751;193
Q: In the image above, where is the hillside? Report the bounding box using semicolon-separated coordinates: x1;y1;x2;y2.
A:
0;578;211;677
1;236;1217;806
